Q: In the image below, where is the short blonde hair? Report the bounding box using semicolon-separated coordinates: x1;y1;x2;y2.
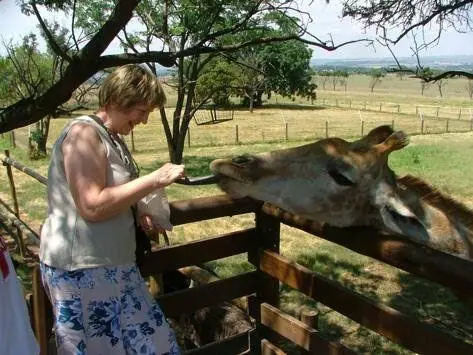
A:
99;64;166;110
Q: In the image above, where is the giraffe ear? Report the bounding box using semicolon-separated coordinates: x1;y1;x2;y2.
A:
378;196;425;235
362;125;394;145
385;196;416;218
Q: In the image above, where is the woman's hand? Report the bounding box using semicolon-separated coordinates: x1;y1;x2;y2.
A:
152;163;185;187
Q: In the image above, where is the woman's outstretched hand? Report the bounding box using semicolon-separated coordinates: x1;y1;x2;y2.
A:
152;163;185;187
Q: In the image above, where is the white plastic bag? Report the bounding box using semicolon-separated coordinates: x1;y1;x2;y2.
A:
137;188;173;231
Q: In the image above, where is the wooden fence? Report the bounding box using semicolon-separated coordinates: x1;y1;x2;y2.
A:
2;153;473;355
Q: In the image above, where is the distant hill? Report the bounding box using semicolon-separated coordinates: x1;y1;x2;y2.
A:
311;55;473;72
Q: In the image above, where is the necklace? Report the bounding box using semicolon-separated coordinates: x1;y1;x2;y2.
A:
88;115;140;179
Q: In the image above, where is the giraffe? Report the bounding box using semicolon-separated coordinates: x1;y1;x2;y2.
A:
209;125;473;260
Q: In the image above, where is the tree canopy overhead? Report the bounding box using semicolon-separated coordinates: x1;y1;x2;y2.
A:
0;0;373;165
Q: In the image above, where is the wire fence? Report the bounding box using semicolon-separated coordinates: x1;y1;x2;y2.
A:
4;102;473;152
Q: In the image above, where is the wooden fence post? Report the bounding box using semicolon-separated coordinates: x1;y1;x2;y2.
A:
235;125;239;145
248;209;281;354
32;265;53;355
10;131;16;148
285;123;288;141
397;104;400;113
4;149;25;257
436;107;440;118
187;127;191;148
420;119;424;135
300;308;319;330
458;108;462;119
446;119;449;133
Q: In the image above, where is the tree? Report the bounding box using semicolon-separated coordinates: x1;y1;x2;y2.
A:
0;35;58;157
420;80;430;96
342;0;473;82
436;79;446;98
368;69;385;93
338;70;349;92
1;0;368;163
195;59;240;107
466;79;473;99
257;40;316;103
316;71;331;90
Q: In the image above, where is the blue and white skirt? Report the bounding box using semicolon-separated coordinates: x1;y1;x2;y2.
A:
41;263;180;355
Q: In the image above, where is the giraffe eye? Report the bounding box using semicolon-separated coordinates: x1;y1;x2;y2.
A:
328;169;356;186
232;155;254;166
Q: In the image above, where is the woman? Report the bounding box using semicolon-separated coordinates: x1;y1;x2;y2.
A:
40;64;184;354
1;236;39;355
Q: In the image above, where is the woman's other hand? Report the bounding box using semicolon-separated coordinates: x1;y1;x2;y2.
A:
152;163;185;187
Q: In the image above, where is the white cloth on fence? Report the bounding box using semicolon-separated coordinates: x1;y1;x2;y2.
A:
0;244;40;355
137;188;173;231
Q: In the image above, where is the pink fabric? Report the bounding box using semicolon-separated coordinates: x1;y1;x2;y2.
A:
0;236;9;279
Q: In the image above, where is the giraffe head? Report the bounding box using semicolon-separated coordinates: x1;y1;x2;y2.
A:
210;125;414;228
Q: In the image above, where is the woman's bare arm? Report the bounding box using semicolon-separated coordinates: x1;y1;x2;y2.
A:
62;123;184;222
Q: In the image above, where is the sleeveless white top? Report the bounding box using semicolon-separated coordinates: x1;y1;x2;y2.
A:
40;116;136;270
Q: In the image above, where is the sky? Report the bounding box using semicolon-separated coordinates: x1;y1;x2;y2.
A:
1;0;473;60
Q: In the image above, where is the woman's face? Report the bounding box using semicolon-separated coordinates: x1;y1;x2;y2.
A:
108;103;155;135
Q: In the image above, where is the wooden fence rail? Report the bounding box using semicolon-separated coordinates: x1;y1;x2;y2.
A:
2;153;473;355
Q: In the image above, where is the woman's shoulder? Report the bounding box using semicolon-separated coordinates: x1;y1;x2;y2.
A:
64;119;102;146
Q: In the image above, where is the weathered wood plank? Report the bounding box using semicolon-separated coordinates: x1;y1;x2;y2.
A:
156;272;258;317
261;338;287;355
0;197;40;246
170;195;260;226
183;330;250;355
260;250;473;355
140;228;256;276
260;303;356;355
1;155;48;185
262;203;473;297
32;266;52;355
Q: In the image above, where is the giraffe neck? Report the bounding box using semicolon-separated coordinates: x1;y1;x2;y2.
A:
392;175;473;258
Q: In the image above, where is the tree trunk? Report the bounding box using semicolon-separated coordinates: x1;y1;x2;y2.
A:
249;96;254;113
38;116;51;155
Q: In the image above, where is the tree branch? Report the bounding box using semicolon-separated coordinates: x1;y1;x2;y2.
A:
0;0;141;133
31;0;72;62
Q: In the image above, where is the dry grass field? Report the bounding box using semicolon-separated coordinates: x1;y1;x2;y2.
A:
2;73;473;354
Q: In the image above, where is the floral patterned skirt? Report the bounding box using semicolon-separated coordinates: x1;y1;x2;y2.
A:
41;263;180;355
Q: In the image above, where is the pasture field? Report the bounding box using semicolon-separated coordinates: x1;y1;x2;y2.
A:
2;73;473;354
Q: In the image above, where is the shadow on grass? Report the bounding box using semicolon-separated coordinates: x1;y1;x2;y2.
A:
390;271;473;345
